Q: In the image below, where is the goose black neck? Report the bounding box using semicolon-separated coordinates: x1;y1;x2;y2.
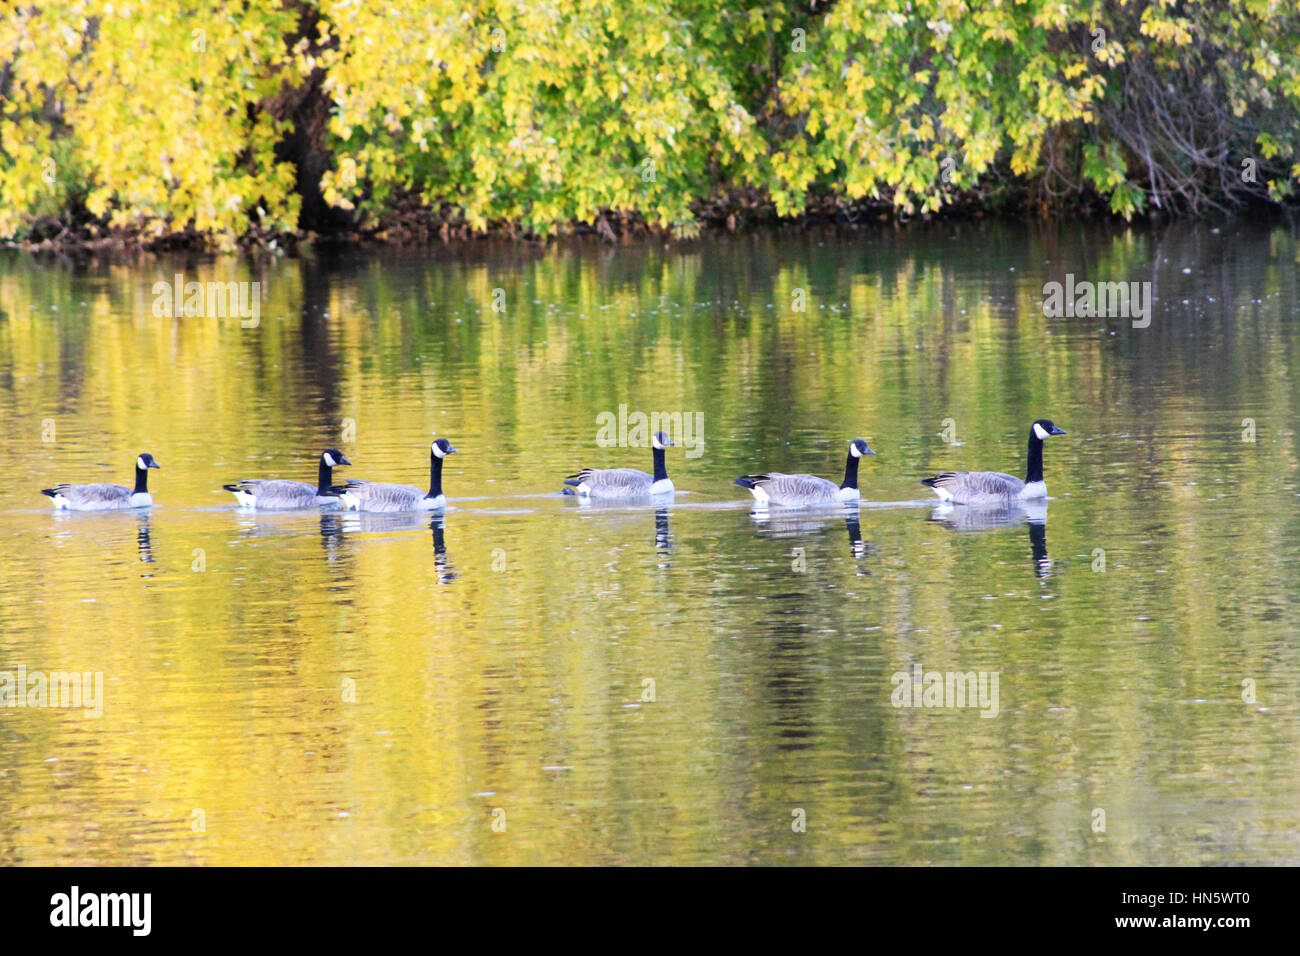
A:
428;450;445;498
1025;434;1045;484
133;464;150;494
316;458;334;495
652;446;668;483
840;452;860;490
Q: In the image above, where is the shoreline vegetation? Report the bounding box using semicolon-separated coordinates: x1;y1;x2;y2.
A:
2;1;1298;254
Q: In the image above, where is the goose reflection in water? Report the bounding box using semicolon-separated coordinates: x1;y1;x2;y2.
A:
319;511;345;566
431;516;455;584
655;507;673;568
318;511;456;582
136;515;154;568
928;498;1052;578
51;510;157;575
566;495;676;568
749;506;873;567
232;508;329;539
844;513;868;563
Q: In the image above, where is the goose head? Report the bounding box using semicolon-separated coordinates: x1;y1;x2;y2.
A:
1031;420;1067;440
431;438;459;458
651;431;676;451
321;449;351;468
137;453;161;470
849;438;876;458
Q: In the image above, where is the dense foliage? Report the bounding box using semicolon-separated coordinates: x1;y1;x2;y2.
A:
1;0;1297;244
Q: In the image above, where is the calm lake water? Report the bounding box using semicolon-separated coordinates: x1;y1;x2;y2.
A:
1;221;1297;865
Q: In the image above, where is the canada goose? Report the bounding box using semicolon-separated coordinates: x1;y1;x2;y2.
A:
222;449;351;509
335;438;458;512
735;438;875;507
41;453;161;510
563;431;675;497
921;419;1066;504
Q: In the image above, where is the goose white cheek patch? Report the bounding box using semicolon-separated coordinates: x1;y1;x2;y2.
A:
137;457;147;470
1033;423;1050;440
431;444;446;458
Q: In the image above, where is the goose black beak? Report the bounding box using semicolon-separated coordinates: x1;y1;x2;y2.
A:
1051;426;1067;436
446;445;459;454
338;455;352;466
148;460;161;469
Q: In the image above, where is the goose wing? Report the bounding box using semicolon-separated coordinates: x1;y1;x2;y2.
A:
736;472;839;505
922;471;1023;502
339;480;425;512
762;473;840;504
43;483;133;509
565;467;653;495
224;479;318;508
